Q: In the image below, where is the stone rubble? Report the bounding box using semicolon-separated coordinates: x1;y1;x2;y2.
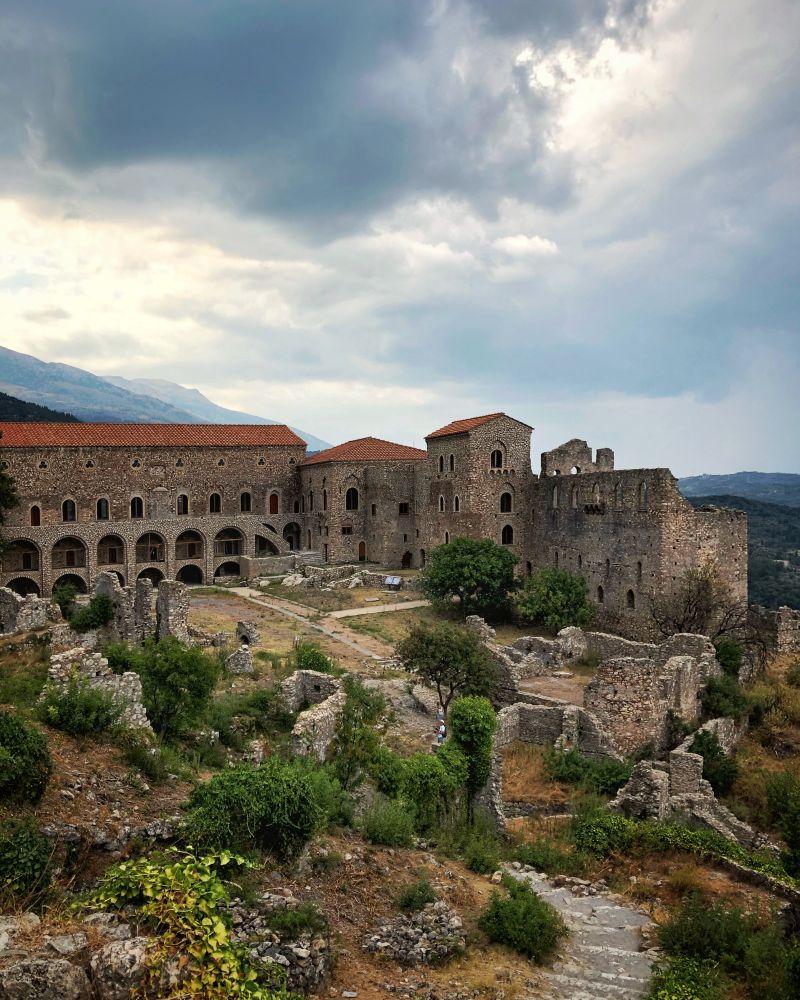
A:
362;901;466;966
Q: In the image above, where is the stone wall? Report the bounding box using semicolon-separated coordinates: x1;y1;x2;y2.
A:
155;579;190;642
750;605;800;654
47;647;151;730
0;586;61;635
279;670;341;713
290;688;347;761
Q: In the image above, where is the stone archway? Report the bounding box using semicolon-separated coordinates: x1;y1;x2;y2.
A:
214;561;241;579
6;577;40;597
177;564;204;585
401;551;413;569
283;522;301;551
53;573;88;594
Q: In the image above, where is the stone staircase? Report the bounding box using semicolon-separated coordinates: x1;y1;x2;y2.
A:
504;867;656;999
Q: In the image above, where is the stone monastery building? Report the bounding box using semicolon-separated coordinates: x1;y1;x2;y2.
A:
0;413;747;635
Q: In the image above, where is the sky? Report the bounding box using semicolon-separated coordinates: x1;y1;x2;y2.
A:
0;0;798;476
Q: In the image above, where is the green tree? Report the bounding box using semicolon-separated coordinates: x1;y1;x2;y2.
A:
398;621;498;713
421;537;517;616
448;696;497;798
515;568;596;631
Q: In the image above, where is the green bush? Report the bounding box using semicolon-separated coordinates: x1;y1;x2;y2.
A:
700;675;749;720
688;731;739;796
264;901;328;938
396;876;436;912
294;641;336;675
37;674;123;737
511;838;588;877
135;637;220;740
398;621;497;715
713;638;743;678
420;536;517;617
330;676;386;789
293;758;353;828
206;689;295;751
51;581;78;616
545;748;633;796
462;813;503;874
646;956;725;1000
184;758;330;857
571;806;638;857
69;594;115;633
479;875;567;962
785;658;800;688
765;772;800;876
369;745;406;798
448;696;497;797
401;747;467;832
515;568;597;631
103;641;139;674
360;796;416;847
0;710;52;803
0;818;52;907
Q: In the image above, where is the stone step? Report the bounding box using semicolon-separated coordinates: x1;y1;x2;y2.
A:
557;944;654;980
543;971;650;999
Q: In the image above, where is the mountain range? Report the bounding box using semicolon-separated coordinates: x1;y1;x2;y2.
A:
0;346;328;450
680;472;800;508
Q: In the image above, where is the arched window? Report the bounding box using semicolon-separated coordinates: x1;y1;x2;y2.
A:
571;486;578;509
614;482;623;510
552;485;559;508
453;495;460;512
308;491;314;512
500;492;512;513
96;498;109;521
444;531;450;544
130;496;144;519
501;524;514;545
293;499;301;513
438;495;445;512
269;492;279;515
323;489;327;511
626;589;636;610
577;554;582;569
638;481;649;510
438;455;444;473
240;492;252;513
62;499;76;523
449;454;455;472
490;449;503;469
637;560;643;584
345;487;359;511
597;585;604;604
209;492;221;514
30;505;41;527
177;494;189;516
300;495;305;513
554;550;559;567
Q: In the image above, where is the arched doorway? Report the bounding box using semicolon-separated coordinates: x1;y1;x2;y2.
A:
269;492;279;515
52;537;87;571
401;550;412;569
255;535;279;556
6;577;40;597
137;567;164;586
176;564;204;585
283;522;301;551
358;541;367;562
214;561;241;579
175;530;204;561
98;534;125;567
3;540;40;573
135;533;166;564
214;528;244;558
53;573;88;594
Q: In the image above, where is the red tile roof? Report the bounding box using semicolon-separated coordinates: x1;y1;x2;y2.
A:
303;437;427;465
426;413;506;439
0;423;306;448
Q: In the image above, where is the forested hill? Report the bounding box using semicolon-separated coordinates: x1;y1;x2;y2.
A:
687;495;800;610
681;472;800;507
0;391;79;423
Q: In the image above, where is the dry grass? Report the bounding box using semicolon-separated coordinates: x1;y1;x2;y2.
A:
500;742;571;807
343;606;442;645
260;582;421;613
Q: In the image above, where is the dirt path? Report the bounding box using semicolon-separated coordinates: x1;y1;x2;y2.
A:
327;599;430;619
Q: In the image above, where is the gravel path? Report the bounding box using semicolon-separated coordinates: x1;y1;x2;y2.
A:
505;867;656;999
327;599;430;619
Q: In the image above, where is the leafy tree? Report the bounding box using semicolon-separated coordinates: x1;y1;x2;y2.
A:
448;696;497;798
515;568;596;631
398;621;498;713
651;562;749;641
52;582;78;617
329;676;386;789
0;711;52;803
421;537;517;616
69;594;115;633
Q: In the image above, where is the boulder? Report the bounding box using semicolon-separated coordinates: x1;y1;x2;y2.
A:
90;937;151;1000
0;957;90;1000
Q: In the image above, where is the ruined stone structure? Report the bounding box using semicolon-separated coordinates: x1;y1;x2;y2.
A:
0;414;747;637
46;647;151;731
750;605;800;654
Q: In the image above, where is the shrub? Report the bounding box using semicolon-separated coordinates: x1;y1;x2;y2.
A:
461;813;503;874
184;758;329;857
0;818;52;907
294;641;336;675
786;658;800;688
479;875;567;962
115;727;172;782
420;536;517;617
51;581;78;616
545;748;633;796
713;638;743;678
206;689;295;751
396;876;437;911
765;772;800;876
37;674;123;737
448;696;497;798
330;677;386;790
688;731;739;796
0;710;52;803
360;796;415;847
264;901;328;938
369;745;406;798
515;568;596;631
571;806;638;857
511;838;588;877
135;637;220;740
700;675;748;720
69;594;115;633
646;957;725;1000
103;641;140;674
398;621;497;714
401;747;467;832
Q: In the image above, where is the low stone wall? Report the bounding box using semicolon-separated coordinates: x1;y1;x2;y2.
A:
0;586;62;635
47;647;151;731
279;670;341;713
751;605;800;655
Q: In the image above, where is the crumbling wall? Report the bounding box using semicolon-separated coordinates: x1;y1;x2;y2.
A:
750;605;800;655
290;689;347;761
155;580;190;642
47;647;151;731
0;587;61;635
279;670;341;713
540;439;614;477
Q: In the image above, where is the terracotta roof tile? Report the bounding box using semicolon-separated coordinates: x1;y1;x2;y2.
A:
303;437;427;465
0;423;306;448
426;413;506;439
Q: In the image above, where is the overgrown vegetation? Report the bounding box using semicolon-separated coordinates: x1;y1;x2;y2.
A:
359;796;416;846
0;710;52;802
294;641;338;675
544;748;634;796
515;568;597;631
69;594;115;633
398;621;497;713
700;673;749;720
688;731;739;796
205;689;295;752
396;876;436;911
52;581;78;617
37;674;123;737
420;536;517;617
86;849;298;999
329;676;386;790
448;696;497;799
479;875;567;963
0;817;52;909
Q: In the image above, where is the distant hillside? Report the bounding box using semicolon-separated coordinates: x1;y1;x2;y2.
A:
681;472;800;508
0;391;79;423
687;495;800;610
0;346;329;449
